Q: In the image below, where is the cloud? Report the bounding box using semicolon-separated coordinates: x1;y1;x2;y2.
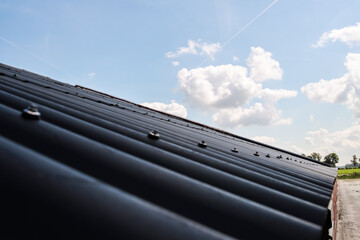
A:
314;22;360;48
88;72;96;78
247;47;283;82
305;128;329;145
172;61;180;66
301;53;360;118
177;47;295;128
260;88;298;104
290;145;306;154
166;40;197;58
251;136;276;145
166;39;221;60
141;100;187;118
178;64;261;109
212;103;292;127
233;56;239;62
304;124;360;165
310;115;314;122
197;40;221;60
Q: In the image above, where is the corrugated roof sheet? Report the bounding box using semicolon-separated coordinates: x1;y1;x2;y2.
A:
0;62;337;239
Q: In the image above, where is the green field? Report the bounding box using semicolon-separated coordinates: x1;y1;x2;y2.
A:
338;168;360;179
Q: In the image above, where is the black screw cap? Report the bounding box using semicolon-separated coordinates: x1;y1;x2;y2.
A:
231;147;238;153
22;104;41;120
198;140;207;148
148;130;160;140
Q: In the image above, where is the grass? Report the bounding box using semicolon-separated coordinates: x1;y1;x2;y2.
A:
338;168;360;179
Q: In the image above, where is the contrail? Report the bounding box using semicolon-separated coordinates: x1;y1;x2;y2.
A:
222;0;278;47
199;0;278;66
0;36;61;70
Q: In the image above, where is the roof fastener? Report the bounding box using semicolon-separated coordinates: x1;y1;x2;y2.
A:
231;147;238;153
266;154;270;158
286;157;289;160
198;140;207;148
13;74;18;78
254;151;259;156
148;130;160;140
22;104;41;120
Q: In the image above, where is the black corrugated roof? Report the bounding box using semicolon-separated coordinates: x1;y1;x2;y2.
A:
0;62;337;239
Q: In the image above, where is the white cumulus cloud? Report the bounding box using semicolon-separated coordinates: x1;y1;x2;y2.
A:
166;39;221;60
291;145;306;155
261;88;298;104
166;40;197;58
178;64;261;109
177;46;295;128
251;136;276;145
141;100;187;118
305;128;329;145
247;47;283;82
212;103;292;127
314;22;360;48
197;40;221;60
301;53;360;118
304;124;360;165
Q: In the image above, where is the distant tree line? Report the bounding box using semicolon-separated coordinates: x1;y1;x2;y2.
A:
301;152;360;168
348;155;360;169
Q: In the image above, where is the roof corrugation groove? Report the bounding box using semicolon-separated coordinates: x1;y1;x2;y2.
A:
0;63;337;240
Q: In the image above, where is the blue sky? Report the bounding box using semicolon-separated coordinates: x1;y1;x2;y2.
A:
1;0;360;166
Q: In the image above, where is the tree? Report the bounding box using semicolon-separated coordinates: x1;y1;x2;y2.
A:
310;152;322;161
323;153;339;167
351;155;358;166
